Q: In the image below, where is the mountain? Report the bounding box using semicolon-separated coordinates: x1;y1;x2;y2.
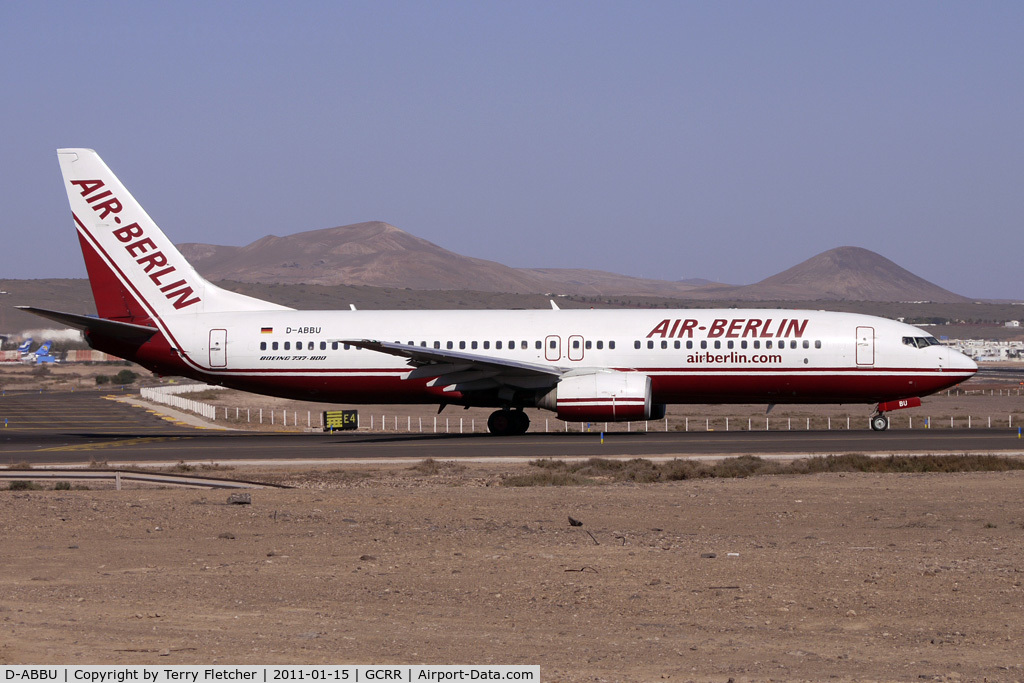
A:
178;222;713;296
689;247;970;303
178;224;968;302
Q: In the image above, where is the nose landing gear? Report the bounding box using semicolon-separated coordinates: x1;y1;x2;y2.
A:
870;413;890;431
487;409;530;436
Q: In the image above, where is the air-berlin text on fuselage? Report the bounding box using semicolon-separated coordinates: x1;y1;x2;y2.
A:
646;318;808;339
70;179;201;310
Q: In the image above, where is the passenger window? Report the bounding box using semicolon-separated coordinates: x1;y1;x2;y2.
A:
496;341;503;350
260;342;267;351
647;340;654;349
714;341;721;349
596;341;604;350
753;340;760;349
522;341;529;350
674;340;680;349
284;342;290;350
661;340;667;349
766;341;772;349
573;340;581;349
686;341;693;349
509;340;515;349
815;340;821;349
332;342;339;350
700;340;707;349
727;340;734;349
803;340;809;349
296;342;303;350
791;340;797;349
472;341;478;350
585;340;592;350
459;341;465;350
535;341;542;350
433;341;440;349
634;341;641;349
609;341;615;349
320;342;327;350
483;341;490;349
343;343;351;350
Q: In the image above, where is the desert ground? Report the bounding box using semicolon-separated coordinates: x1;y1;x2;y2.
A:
2;461;1024;682
3;363;1024;680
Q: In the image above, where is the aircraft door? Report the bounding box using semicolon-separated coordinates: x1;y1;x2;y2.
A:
545;335;561;362
209;329;227;367
855;326;874;366
568;335;585;361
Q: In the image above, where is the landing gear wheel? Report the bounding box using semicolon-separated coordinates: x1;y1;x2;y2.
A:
510;410;530;435
487;410;512;436
487;409;531;436
870;414;890;431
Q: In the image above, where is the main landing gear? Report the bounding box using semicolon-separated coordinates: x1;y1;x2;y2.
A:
487;409;530;436
870;413;890;431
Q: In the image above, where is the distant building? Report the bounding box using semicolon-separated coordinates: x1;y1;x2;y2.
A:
944;338;1024;362
1005;320;1020;328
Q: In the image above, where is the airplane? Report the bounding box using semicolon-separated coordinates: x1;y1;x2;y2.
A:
19;149;977;435
31;340;61;365
16;338;34;356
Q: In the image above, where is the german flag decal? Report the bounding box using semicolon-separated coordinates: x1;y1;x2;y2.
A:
261;327;273;334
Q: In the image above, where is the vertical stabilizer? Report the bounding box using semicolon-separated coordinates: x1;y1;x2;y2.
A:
57;149;289;323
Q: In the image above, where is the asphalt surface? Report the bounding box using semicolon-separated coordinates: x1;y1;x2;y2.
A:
2;390;1023;465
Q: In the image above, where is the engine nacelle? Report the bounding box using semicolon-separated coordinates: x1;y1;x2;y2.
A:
537;371;665;422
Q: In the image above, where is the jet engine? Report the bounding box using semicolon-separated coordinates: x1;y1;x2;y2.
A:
537;371;666;422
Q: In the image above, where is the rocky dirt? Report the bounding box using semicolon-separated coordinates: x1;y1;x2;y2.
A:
2;462;1023;682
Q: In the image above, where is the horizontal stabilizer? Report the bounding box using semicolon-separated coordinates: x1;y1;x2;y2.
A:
16;306;159;345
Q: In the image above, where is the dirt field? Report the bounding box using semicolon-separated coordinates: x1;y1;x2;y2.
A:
3;462;1024;681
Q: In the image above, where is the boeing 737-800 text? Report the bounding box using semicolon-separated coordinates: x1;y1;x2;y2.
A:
19;149;977;435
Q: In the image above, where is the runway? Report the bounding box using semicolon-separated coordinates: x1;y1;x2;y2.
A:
2;390;1022;465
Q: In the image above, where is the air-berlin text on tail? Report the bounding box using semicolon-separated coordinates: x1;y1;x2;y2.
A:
647;318;809;339
70;179;201;311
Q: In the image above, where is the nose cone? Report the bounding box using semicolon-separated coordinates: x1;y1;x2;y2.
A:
947;347;978;375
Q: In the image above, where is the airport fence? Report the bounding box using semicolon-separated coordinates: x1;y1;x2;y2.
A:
140;384;226;421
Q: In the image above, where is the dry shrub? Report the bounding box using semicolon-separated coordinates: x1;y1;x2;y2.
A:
410;458;467;475
501;470;596;487
505;454;1024;486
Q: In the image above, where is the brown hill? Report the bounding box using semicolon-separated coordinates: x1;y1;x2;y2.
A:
689;247;971;303
178;221;711;296
178;222;545;292
178;225;967;303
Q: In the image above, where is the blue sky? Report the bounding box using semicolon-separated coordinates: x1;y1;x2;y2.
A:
2;2;1022;298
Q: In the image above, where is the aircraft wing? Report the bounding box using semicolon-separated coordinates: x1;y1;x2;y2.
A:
16;307;159;345
345;339;563;393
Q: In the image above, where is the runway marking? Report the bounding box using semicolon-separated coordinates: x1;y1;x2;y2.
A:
35;436;190;452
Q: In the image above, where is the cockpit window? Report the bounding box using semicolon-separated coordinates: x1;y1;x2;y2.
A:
903;336;940;349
